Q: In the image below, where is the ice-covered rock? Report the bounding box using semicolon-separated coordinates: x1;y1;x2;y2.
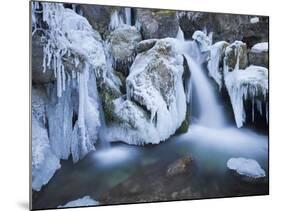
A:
136;39;158;54
58;196;99;208
251;42;268;53
249;42;268;68
32;116;61;191
105;38;187;145
207;41;229;88
135;9;179;39
227;157;266;180
224;65;268;128
223;41;248;74
192;30;212;52
32;2;106;162
107;25;142;75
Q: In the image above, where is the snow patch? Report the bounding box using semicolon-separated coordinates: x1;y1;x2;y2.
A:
58;196;99;208
227;157;266;178
251;42;268;53
250;17;259;24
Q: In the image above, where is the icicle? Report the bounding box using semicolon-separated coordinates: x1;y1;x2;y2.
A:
109;10;124;30
124;8;132;25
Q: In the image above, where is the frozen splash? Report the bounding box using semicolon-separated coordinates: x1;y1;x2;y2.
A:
109;10;124;30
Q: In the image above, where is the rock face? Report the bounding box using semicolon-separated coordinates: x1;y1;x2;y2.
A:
135;9;179;39
227;157;266;183
79;5;121;38
166;156;193;177
178;12;268;45
107;25;142;75
104;38;188;145
249;42;269;68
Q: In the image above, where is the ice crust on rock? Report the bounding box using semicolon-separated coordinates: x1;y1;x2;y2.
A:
106;38;187;145
207;41;229;88
251;42;268;53
192;30;212;52
227;157;266;179
58;196;99;208
224;65;268;128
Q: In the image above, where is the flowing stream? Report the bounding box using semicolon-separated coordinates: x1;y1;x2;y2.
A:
32;31;268;210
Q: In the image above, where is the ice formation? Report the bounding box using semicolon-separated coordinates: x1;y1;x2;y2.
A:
251;42;268;53
109;10;124;30
32;2;106;162
227;157;266;178
207;41;229;89
111;38;187;145
58;196;99;208
32;116;61;191
124;8;132;25
192;30;212;52
224;65;268;128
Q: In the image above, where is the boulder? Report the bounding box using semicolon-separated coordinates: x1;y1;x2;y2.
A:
249;42;268;68
135;9;179;39
227;157;266;183
107;25;142;75
136;39;158;54
166;156;193;177
104;38;188;145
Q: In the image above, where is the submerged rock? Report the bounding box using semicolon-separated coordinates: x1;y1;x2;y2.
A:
249;42;268;68
166;156;193;177
107;25;142;75
227;157;266;183
135;9;179;39
58;196;99;208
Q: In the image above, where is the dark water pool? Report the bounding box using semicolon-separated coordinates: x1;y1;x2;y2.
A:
32;124;268;209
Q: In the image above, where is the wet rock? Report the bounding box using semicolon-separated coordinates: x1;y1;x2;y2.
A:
249;42;268;68
227;157;266;183
136;39;158;54
135;9;179;39
166;156;193;177
107;25;142;75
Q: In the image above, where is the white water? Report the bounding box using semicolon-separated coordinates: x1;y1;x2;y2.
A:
177;40;225;128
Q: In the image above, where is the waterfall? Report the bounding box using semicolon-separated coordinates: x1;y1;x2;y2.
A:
124;8;132;25
176;39;226;128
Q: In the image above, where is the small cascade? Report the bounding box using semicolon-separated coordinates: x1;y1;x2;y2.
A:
176;26;185;41
176;38;226;128
124;8;132;25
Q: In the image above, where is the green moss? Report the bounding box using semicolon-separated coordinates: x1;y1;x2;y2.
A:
156;10;176;16
175;119;189;135
98;83;121;124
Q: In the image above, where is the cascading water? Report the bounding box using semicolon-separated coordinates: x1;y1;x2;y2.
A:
176;37;226;128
